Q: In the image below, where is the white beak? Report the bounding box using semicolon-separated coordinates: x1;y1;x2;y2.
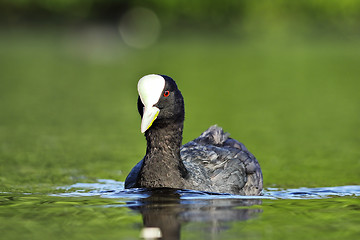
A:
137;74;165;133
140;106;160;133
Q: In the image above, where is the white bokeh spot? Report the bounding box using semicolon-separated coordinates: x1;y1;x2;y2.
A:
118;8;161;49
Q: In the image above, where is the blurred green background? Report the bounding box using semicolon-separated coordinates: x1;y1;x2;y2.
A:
1;0;360;193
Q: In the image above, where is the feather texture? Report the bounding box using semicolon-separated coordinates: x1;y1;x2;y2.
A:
181;125;263;195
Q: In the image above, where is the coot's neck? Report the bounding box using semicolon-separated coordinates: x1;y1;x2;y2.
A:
137;120;188;189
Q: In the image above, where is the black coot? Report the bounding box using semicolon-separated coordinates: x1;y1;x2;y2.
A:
125;74;263;195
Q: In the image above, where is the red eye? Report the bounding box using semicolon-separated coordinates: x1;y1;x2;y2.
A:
163;91;170;97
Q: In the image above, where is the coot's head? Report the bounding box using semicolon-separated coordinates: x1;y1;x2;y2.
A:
137;74;184;133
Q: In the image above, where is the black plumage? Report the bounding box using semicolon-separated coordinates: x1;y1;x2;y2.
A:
125;75;263;195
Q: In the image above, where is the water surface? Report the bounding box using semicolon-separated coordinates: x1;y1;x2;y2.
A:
2;180;359;240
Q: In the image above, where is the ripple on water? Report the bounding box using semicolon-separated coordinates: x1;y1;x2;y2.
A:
54;179;360;201
4;180;359;240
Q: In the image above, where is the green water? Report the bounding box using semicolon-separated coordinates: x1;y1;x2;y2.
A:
0;28;359;239
1;191;359;240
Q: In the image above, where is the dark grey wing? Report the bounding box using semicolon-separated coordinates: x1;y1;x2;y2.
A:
125;158;144;189
181;125;263;195
228;142;263;195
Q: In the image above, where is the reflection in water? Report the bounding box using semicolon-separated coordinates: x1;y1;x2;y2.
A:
53;179;360;239
129;189;262;240
136;190;182;240
54;180;360;239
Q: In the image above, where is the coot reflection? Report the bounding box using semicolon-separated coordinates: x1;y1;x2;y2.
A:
129;189;262;240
